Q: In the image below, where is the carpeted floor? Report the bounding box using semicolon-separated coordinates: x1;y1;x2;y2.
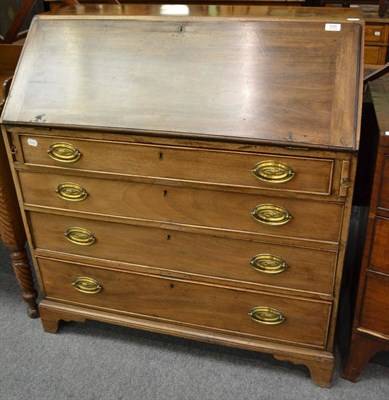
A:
0;243;388;400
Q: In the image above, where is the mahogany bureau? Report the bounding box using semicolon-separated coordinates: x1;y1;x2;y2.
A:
363;8;389;67
0;5;364;387
343;71;389;381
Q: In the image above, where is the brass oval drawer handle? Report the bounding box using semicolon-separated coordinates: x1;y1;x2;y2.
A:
64;227;96;246
47;142;81;163
72;277;102;294
251;204;292;226
249;306;285;325
250;254;288;274
252;161;295;184
56;183;88;202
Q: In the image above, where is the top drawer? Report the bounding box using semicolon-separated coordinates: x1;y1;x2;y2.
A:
17;135;334;196
365;24;388;44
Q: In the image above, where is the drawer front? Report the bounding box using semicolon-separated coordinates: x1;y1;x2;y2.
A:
29;212;337;295
365;25;388;44
20;172;343;243
370;218;389;275
378;154;389;212
18;135;334;195
38;258;331;348
364;46;387;65
360;275;389;337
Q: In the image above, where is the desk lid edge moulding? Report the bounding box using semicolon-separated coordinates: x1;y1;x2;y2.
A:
0;6;364;150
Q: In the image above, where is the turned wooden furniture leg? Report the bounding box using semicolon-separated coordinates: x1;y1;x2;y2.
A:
0;133;39;318
342;332;385;382
0;205;39;319
10;249;39;318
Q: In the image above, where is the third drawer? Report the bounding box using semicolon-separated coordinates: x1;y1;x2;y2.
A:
29;212;337;295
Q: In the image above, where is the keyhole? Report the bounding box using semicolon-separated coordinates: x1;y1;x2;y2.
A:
170;283;175;289
163;190;168;197
159;152;163;160
167;234;171;240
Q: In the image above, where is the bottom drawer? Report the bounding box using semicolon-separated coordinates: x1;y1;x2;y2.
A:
360;275;389;337
38;257;331;348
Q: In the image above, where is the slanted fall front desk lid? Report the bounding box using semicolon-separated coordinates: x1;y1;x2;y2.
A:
1;7;364;150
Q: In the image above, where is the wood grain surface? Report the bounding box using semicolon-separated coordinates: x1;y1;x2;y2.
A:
1;13;363;149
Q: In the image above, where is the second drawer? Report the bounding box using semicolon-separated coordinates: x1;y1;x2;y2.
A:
20;172;343;244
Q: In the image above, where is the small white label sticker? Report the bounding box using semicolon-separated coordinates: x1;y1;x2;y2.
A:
325;23;341;32
385;131;389;136
347;18;361;21
375;31;381;36
27;138;38;147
